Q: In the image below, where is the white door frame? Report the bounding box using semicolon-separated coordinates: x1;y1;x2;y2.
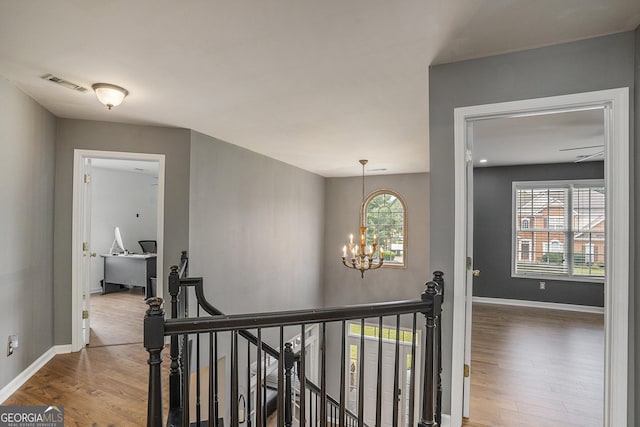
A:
71;149;166;352
451;88;629;427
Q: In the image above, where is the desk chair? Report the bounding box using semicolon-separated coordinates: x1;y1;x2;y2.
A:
138;240;157;254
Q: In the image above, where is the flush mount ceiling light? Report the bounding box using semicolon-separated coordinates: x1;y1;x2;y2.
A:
92;83;129;110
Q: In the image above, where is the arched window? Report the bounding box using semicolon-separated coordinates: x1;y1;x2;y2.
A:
521;218;530;229
362;190;407;267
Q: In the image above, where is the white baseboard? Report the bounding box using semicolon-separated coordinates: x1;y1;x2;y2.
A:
472;296;604;314
0;344;72;404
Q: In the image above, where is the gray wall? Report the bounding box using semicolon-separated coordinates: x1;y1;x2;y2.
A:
474;162;604;306
0;78;56;390
188;131;325;313
54;120;191;344
323;173;430;307
429;31;636;422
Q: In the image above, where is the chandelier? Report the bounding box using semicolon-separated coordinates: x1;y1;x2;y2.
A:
341;159;383;278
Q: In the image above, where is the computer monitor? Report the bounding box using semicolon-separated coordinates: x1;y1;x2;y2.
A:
110;226;126;254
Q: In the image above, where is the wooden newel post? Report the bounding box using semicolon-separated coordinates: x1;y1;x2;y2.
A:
145;297;165;427
284;342;294;427
168;266;182;412
419;281;442;427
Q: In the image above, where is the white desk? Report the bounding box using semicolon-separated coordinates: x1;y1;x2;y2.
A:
101;253;157;298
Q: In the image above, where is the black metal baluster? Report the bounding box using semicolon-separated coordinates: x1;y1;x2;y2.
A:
247;339;252;427
320;323;327;427
262;352;267;427
285;342;294;427
393;315;400;427
408;314;417;427
357;319;364;427
278;327;284;427
197;331;202;426
232;332;239;427
339;321;346;427
433;271;444;427
214;333;219;427
209;332;214;427
300;325;306;427
256;329;262;427
183;333;190;427
376;316;383;427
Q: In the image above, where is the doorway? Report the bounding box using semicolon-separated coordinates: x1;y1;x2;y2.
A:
71;149;166;351
450;89;629;427
465;108;607;425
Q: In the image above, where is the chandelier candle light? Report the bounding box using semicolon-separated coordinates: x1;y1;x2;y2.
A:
342;159;383;278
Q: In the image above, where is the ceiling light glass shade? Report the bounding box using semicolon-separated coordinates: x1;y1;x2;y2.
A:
92;83;129;110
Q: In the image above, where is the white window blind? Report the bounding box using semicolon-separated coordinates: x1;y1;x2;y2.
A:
513;180;605;280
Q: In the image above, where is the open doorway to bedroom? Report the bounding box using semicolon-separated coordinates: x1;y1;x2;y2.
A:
71;149;165;351
451;88;629;427
465;109;606;426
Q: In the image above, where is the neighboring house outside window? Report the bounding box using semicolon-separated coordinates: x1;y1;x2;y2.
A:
363;190;407;267
513;180;605;280
518;239;532;262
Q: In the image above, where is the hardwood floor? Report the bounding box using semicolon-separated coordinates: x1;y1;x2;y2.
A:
89;287;147;347
462;303;604;427
3;289;164;426
3;292;603;426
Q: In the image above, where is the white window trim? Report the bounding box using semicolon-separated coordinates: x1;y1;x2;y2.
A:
361;189;407;269
511;179;604;282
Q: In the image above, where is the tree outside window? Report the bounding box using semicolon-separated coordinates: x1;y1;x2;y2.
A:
363;190;407;267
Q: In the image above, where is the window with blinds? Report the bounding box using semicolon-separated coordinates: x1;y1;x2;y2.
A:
513;180;605;281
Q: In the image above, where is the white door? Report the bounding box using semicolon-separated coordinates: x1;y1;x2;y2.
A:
354;333;418;427
462;121;475;417
81;158;93;345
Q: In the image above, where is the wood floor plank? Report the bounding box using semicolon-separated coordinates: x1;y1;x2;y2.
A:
2;290;165;426
462;303;604;427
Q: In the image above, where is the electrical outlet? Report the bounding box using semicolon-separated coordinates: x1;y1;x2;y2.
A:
7;335;15;356
539;281;546;290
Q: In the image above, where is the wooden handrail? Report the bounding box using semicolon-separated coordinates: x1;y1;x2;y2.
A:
164;298;432;335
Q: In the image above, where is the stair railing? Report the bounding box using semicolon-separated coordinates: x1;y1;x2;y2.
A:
145;262;444;427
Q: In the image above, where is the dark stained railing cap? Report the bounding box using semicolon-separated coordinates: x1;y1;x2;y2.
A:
145;297;164;315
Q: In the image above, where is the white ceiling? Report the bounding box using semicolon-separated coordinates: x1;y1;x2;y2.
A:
0;1;638;177
473;108;605;167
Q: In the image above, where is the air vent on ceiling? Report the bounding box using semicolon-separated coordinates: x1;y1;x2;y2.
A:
41;74;88;92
